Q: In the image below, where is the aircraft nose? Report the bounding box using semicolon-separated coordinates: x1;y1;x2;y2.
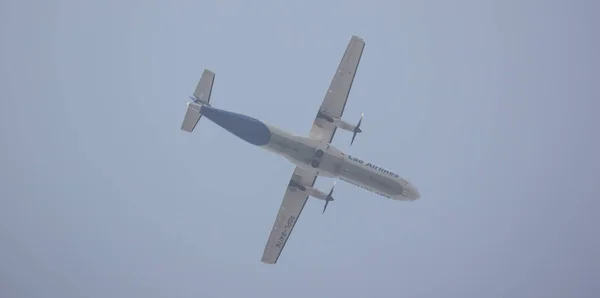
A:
404;184;420;200
411;186;420;200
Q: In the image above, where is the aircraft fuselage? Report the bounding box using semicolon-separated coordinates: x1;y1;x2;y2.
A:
199;105;420;201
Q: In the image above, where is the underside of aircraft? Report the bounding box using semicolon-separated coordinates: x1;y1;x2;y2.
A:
179;36;420;264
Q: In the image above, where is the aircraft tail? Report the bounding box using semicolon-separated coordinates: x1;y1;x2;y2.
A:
181;102;204;132
181;69;215;132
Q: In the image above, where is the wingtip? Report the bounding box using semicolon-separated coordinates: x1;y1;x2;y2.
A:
261;258;276;264
351;35;365;44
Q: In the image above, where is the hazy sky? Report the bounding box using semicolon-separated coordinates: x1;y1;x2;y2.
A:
1;0;598;297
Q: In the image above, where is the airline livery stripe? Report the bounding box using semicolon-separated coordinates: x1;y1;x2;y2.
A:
347;155;400;178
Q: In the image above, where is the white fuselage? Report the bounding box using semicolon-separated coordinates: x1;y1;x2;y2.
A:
195;104;419;201
262;124;420;201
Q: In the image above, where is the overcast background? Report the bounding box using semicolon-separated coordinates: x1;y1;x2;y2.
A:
1;0;599;297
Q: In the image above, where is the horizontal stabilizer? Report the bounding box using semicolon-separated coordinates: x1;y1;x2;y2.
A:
193;69;215;105
181;102;203;132
181;69;215;132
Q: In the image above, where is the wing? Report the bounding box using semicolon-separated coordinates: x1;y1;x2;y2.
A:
309;35;365;143
261;36;365;264
261;167;317;264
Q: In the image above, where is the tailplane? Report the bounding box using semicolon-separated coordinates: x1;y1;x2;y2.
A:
181;101;204;132
181;69;215;132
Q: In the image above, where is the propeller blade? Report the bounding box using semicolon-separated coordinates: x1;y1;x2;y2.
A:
350;113;363;146
323;182;335;214
328;182;335;198
322;200;329;214
357;113;363;129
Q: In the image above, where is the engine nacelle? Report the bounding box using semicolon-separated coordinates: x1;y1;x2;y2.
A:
317;109;363;145
288;180;335;202
332;118;355;132
305;186;333;201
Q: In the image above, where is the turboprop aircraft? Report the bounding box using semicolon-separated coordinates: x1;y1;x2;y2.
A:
180;35;420;264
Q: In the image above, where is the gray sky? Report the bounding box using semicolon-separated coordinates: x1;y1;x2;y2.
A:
1;0;598;297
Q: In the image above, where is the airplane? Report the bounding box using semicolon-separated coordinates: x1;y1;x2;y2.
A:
180;35;420;264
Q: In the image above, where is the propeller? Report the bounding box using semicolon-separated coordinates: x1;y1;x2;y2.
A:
322;182;336;214
350;113;364;146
